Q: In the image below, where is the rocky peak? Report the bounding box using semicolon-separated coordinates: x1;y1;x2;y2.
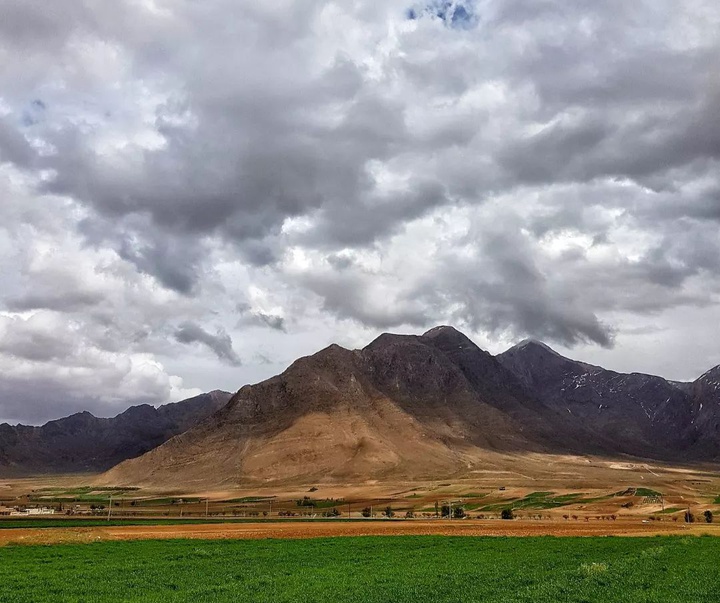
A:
697;365;720;388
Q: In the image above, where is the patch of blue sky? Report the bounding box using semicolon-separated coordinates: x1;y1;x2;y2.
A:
406;0;478;29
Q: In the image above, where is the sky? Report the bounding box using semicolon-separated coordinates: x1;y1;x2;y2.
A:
1;0;719;424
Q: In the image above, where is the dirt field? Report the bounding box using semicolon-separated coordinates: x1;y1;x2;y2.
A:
2;518;719;546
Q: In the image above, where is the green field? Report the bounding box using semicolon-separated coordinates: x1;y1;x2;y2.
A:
1;536;718;602
478;491;599;512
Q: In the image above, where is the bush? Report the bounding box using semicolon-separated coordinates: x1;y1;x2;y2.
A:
384;506;394;518
704;510;713;523
441;505;451;518
501;508;514;520
361;507;372;518
453;507;466;519
405;511;415;519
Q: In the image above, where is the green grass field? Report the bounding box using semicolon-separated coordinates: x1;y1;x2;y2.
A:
478;491;601;512
1;536;718;602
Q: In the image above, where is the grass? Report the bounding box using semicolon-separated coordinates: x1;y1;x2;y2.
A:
634;488;663;498
479;491;590;512
614;488;662;498
1;536;719;602
221;496;276;504
28;487;143;505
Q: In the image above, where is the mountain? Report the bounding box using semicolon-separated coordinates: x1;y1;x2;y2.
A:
0;390;232;476
32;326;720;486
103;327;560;486
102;327;628;487
686;366;720;456
496;340;698;458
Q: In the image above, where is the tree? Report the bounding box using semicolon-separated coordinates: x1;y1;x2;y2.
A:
704;510;713;523
361;507;372;518
685;510;695;523
405;510;415;519
384;506;394;518
434;501;439;518
453;506;466;519
441;505;451;518
501;508;514;520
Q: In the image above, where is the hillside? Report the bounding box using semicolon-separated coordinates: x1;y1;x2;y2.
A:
103;325;720;488
103;328;560;486
34;325;719;487
0;390;232;476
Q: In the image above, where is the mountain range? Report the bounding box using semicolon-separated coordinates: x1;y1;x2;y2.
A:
0;391;231;476
3;326;719;485
99;326;720;487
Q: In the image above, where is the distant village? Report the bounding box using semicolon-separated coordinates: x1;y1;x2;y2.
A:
0;505;56;516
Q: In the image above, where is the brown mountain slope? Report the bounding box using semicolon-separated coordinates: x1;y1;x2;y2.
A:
102;328;567;487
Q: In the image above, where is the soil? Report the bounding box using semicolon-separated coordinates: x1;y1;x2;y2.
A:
1;518;716;546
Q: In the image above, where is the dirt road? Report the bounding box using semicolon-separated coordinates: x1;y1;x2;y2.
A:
1;519;717;546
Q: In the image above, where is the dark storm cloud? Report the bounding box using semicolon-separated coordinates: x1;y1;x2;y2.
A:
235;304;286;332
175;321;241;366
417;223;614;346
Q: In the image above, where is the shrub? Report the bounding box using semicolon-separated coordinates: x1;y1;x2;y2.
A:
405;511;415;519
453;506;466;519
501;508;514;520
441;505;451;518
384;506;394;518
361;507;372;518
704;510;713;523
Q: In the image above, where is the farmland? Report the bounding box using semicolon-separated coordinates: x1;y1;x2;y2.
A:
1;535;719;602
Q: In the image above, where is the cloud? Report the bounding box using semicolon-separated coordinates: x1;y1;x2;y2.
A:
175;321;241;366
1;0;720;421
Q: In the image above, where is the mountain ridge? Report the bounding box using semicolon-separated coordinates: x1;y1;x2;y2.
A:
0;390;232;476
5;327;720;484
102;327;720;487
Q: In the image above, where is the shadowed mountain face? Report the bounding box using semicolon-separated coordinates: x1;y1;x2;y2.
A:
687;367;720;456
103;326;720;488
0;391;232;476
496;340;699;458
